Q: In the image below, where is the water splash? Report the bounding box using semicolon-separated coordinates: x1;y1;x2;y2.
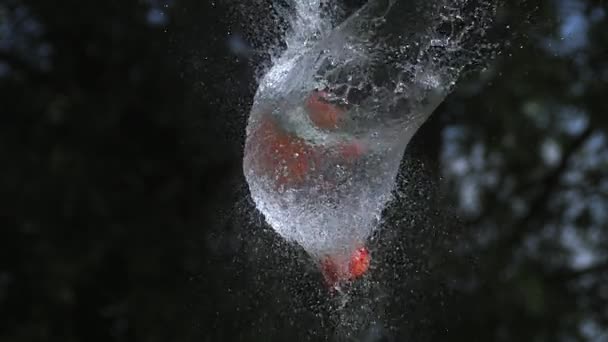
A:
243;0;496;282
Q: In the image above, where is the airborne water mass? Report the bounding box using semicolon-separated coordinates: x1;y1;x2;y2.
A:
243;0;496;284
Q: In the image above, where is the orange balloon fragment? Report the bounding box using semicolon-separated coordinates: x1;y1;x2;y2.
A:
320;245;371;289
320;256;341;288
305;90;345;130
248;117;317;189
348;246;370;278
337;140;366;163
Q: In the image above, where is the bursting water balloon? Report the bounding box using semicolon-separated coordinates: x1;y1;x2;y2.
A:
243;0;496;288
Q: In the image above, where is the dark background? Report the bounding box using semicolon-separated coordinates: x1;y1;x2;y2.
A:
1;0;607;341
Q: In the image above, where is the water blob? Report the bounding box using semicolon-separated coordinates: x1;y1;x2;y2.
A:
243;0;495;289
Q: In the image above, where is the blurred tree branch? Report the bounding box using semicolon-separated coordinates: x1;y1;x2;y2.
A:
482;125;595;267
503;125;594;247
467;124;596;229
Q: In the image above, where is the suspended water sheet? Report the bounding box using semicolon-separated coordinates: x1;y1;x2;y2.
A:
243;0;497;288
